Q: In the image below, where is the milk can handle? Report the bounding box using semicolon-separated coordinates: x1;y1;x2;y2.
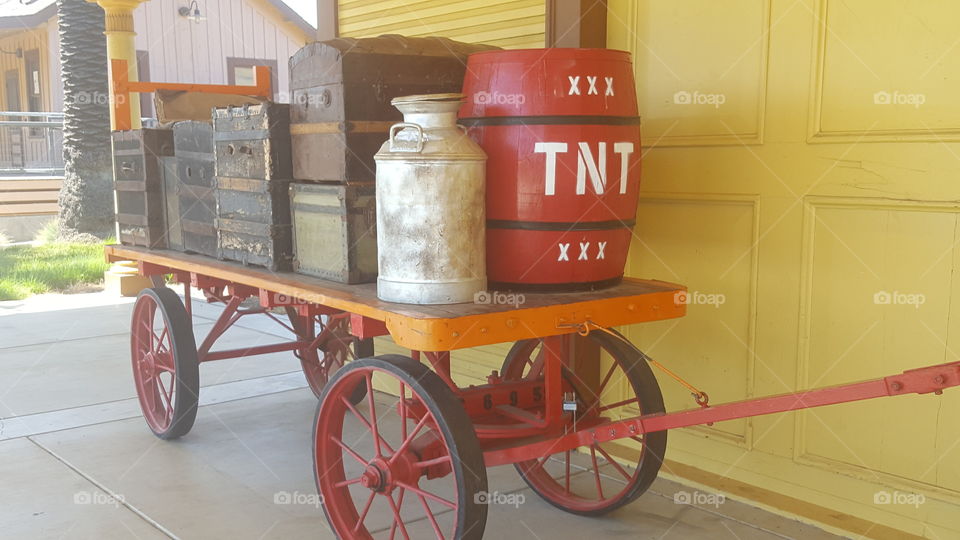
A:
389;122;425;153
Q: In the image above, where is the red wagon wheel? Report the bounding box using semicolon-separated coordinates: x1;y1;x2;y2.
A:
314;355;487;539
130;287;200;440
500;332;667;516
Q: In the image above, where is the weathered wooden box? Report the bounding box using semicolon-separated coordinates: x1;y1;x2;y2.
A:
290;182;377;283
173;121;217;258
213;103;293;270
112;129;173;248
289;35;497;183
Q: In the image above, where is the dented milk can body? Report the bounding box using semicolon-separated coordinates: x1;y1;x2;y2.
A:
375;94;487;304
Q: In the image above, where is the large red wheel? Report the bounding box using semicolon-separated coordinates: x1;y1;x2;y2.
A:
130;287;200;440
314;355;487;539
501;332;667;516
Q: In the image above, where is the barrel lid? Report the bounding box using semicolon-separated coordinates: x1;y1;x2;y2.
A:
391;93;465;106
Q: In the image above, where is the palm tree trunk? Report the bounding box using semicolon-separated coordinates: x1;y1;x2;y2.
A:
56;0;113;237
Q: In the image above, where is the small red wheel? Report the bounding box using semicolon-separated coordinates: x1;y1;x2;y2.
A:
130;287;200;440
501;333;667;516
314;355;487;539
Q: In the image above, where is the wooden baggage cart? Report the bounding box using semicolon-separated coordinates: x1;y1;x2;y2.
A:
106;244;960;539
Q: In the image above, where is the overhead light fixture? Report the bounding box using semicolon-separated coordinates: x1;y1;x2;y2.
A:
0;47;23;58
178;1;206;24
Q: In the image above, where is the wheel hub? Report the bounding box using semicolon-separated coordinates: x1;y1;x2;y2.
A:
360;461;388;492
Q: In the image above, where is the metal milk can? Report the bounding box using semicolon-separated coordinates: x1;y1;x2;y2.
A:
374;93;487;304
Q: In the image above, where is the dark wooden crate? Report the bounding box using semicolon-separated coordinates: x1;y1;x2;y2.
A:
216;177;292;271
290;182;377;284
112;129;174;248
289;36;497;183
213;103;292;180
173;121;217;257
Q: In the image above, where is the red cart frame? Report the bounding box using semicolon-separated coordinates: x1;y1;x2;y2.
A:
107;244;960;539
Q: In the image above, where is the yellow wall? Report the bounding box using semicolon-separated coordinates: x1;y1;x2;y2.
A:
337;0;545;49
609;0;960;537
0;27;51;112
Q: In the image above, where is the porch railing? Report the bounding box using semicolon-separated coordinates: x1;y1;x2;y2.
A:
0;111;65;176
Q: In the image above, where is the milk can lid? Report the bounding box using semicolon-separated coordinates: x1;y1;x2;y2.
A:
391;93;465;106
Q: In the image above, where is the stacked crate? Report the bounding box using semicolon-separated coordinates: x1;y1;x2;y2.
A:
213;103;293;271
173;121;218;257
112;129;174;249
288;35;497;283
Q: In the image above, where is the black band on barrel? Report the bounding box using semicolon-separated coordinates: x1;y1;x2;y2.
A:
489;275;624;292
459;115;641;127
487;219;636;231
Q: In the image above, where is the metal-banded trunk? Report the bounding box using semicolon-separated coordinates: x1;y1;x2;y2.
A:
173;121;217;258
112;129;174;248
289;183;377;284
288;35;498;184
213;103;293;271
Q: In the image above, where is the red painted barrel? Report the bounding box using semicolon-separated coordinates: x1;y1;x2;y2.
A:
459;48;641;291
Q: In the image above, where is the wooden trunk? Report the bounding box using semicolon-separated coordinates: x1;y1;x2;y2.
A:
213;103;293;271
289;35;498;183
112;129;174;248
290;182;377;284
173;121;217;258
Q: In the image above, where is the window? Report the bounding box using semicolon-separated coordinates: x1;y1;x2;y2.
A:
226;57;279;100
23;49;42;137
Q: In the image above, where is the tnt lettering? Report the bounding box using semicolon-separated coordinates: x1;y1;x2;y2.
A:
534;142;635;196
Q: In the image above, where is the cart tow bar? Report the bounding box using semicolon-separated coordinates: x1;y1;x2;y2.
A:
561;320;711;409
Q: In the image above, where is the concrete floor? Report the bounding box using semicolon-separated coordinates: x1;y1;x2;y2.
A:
0;291;844;539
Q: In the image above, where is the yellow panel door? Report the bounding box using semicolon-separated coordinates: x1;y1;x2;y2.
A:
609;0;960;538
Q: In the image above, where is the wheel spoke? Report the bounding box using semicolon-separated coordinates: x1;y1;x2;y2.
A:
389;413;431;465
598;397;640;413
352;491;377;533
153;327;169;356
366;374;383;457
594;444;633;482
156;375;173;412
590;445;605;500
399;383;408;441
596;362;618;400
395;481;457;509
342;394;396;454
389;488;407;540
418;493;445;540
415;455;451;469
334;477;362;488
332;435;368;467
387;492;410;540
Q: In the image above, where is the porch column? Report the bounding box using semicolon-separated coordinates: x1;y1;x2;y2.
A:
90;0;144;130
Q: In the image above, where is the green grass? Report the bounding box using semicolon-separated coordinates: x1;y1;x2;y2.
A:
0;242;109;301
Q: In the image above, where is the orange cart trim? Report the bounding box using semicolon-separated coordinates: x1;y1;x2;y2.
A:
105;244;686;351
